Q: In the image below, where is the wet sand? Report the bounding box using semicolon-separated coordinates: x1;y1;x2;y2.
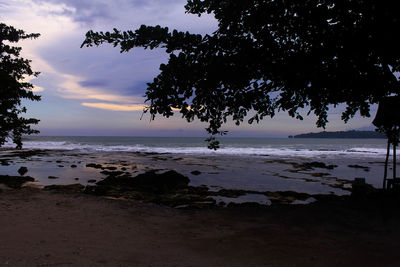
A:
1;187;400;266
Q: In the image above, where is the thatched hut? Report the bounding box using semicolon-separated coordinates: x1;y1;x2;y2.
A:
372;96;400;189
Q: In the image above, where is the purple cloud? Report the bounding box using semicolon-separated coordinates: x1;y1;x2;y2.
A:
79;79;109;88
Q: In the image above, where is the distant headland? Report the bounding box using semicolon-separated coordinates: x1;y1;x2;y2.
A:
289;130;386;139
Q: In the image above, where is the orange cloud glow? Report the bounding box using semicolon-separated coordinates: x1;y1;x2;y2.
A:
81;102;146;111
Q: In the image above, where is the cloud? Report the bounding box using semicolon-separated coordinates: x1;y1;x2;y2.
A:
58;73;145;104
0;1;9;8
32;85;45;93
1;0;215;100
0;1;146;107
28;0;217;33
79;79;109;88
81;102;146;111
32;0;115;24
1;0;78;37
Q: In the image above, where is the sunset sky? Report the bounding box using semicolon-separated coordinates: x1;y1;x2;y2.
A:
1;0;376;137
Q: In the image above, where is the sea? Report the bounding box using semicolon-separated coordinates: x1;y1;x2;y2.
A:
5;136;388;159
0;136;392;198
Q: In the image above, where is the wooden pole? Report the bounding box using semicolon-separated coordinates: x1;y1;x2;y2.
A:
394;126;398;181
394;141;397;180
384;138;390;189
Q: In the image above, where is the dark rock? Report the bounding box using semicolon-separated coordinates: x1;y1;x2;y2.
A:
84;171;225;208
121;167;127;171
265;191;315;204
0;160;10;166
214;189;247;198
86;163;102;169
303;178;319;182
8;150;48;159
294;161;337;170
351;178;375;197
87;179;96;183
71;165;78;168
84;185;105;195
74;178;79;180
0;175;34;188
102;166;117;171
18;166;28;176
130;170;190;193
310;173;330;177
186;186;210;195
57;165;64;168
191;170;201;175
48;176;58;179
152;156;167;161
100;170;124;176
96;170;190;194
348;164;370;171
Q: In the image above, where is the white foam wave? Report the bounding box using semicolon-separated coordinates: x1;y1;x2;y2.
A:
4;140;388;158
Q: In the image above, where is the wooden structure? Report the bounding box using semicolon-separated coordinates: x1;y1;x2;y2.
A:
372;96;400;189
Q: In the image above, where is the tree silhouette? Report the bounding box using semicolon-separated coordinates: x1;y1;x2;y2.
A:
0;23;41;148
82;0;400;148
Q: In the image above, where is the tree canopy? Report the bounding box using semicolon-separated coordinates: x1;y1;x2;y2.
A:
82;0;400;148
0;23;41;149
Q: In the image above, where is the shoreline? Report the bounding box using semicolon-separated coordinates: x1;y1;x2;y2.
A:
1;187;400;266
0;148;384;192
0;147;370;207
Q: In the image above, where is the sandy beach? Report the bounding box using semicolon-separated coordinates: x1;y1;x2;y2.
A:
1;187;400;266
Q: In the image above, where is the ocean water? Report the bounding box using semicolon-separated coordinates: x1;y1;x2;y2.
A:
0;136;392;195
5;136;388;159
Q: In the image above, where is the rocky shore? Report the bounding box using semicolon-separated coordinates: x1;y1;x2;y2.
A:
0;148;385;204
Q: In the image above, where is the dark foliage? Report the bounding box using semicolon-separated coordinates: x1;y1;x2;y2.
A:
373;96;400;145
81;1;400;148
0;23;41;148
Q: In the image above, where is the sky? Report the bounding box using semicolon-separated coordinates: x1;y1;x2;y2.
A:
0;0;377;137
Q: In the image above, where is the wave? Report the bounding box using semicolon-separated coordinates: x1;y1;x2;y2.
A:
2;140;388;158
